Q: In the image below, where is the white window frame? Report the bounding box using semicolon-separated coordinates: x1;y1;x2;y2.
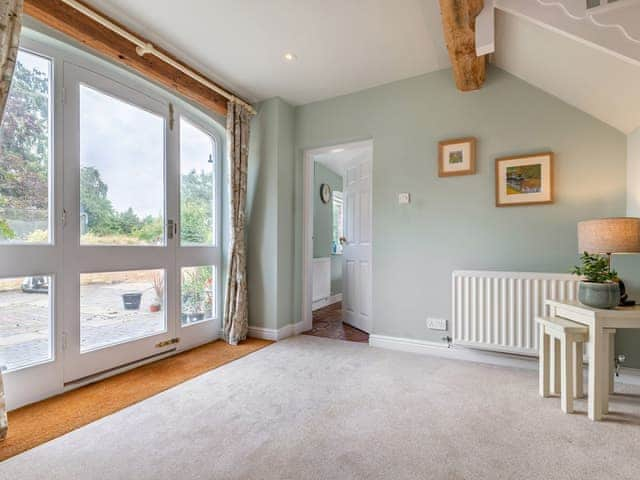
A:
0;27;225;409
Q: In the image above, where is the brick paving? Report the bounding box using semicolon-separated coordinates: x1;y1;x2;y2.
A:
0;282;164;371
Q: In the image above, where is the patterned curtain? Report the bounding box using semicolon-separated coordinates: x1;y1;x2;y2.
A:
0;0;23;442
223;101;251;345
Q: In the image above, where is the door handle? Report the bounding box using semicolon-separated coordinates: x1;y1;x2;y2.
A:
167;219;177;239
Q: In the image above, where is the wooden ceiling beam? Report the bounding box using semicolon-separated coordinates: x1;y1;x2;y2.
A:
438;0;487;91
24;0;230;116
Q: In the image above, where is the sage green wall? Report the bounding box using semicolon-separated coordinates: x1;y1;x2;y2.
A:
247;97;295;330
293;66;627;344
313;163;343;295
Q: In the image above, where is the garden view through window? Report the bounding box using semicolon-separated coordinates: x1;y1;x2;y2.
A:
0;50;52;244
181;265;215;325
79;85;165;245
180;118;215;246
80;269;166;352
0;275;52;371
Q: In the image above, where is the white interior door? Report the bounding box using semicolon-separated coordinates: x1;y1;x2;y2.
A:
62;62;177;382
342;151;372;333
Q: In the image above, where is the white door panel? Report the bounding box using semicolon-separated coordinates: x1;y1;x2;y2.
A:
342;150;372;333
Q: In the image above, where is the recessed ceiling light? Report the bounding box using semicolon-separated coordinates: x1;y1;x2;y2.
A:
330;148;345;154
284;53;297;61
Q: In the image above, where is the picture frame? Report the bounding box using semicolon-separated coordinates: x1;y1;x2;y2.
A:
495;152;554;207
438;137;476;177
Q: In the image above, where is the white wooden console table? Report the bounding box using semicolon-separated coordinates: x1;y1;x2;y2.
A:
546;300;640;421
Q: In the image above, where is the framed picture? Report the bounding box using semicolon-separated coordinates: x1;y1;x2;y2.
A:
438;137;476;177
495;152;554;207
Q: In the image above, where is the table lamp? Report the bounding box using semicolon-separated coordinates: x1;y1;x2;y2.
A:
578;217;640;306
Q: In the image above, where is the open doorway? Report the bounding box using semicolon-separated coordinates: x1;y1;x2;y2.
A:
301;140;373;343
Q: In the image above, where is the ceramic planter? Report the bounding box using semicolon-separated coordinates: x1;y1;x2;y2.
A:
578;281;620;309
122;292;142;310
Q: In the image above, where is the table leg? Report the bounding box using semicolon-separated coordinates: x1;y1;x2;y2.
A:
553;338;561;395
574;341;584;399
602;333;610;415
539;327;550;398
561;334;574;413
588;325;603;421
609;332;615;395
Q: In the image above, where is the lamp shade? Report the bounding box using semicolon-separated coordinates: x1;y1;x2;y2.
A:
578;217;640;254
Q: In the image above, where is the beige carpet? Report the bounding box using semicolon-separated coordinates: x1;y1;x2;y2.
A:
1;335;639;479
0;338;273;461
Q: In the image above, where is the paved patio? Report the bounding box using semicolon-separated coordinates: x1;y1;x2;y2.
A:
0;282;164;371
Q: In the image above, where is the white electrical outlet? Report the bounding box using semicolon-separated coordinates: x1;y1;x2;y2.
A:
427;317;448;331
398;192;411;204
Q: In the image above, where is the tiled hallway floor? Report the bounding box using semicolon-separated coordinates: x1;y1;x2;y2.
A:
302;302;369;343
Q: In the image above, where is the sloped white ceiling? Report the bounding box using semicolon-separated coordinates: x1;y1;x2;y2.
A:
74;1;640;133
82;0;450;106
494;10;640;134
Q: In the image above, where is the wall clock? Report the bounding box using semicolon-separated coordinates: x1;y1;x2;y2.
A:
320;183;332;204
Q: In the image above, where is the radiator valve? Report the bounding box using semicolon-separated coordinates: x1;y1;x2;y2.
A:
442;335;452;348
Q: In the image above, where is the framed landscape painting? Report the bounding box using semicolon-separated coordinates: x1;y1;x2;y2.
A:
438;137;476;177
495;152;554;207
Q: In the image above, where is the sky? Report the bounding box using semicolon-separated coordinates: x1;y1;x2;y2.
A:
80;86;214;218
18;49;50;77
14;49;214;221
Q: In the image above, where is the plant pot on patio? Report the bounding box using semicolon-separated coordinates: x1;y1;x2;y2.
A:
181;312;205;324
122;292;142;310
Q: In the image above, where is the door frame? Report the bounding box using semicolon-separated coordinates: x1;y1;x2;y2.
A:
301;139;373;333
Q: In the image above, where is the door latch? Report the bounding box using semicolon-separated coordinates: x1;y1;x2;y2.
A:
156;338;179;348
167;219;177;239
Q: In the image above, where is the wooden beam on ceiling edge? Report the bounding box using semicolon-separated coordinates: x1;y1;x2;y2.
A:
438;0;487;92
24;0;229;116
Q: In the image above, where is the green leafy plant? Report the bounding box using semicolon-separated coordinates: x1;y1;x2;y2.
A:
182;267;213;314
571;252;618;283
0;219;15;240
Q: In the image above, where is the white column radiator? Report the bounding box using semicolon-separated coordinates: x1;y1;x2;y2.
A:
451;271;581;356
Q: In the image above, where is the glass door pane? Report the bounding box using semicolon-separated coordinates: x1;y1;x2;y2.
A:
180;118;215;246
0;50;52;244
80;269;166;352
181;265;215;325
0;275;52;371
79;85;165;246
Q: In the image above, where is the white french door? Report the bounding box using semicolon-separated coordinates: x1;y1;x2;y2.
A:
342;151;373;333
61;62;222;382
62;63;178;381
0;34;222;405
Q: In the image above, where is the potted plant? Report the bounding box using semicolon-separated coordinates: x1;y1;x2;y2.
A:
122;292;143;310
181;268;213;323
571;252;620;309
150;273;163;312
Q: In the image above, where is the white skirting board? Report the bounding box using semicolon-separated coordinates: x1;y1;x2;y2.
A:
248;320;307;341
369;334;640;386
312;293;342;311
